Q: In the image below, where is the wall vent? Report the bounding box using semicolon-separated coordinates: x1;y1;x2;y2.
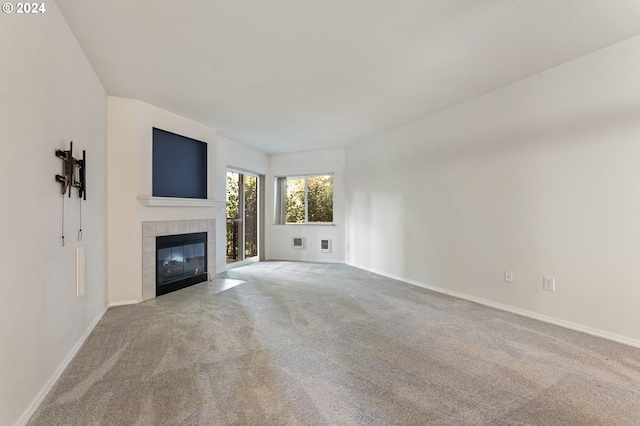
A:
292;237;304;249
321;239;332;253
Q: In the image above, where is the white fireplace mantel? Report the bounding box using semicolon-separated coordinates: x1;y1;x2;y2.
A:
137;195;224;208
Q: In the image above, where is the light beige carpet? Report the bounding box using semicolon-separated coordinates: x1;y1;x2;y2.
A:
28;261;640;425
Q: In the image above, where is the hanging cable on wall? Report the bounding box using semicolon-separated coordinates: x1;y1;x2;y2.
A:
61;193;66;247
55;142;86;246
78;198;83;241
77;149;85;241
56;143;72;247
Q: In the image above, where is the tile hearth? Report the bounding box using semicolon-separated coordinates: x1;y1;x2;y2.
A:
141;219;216;301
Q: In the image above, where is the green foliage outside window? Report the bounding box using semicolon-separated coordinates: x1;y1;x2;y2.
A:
285;178;305;223
226;173;239;261
226;172;258;261
285;175;333;223
226;173;239;219
244;175;258;258
307;175;333;222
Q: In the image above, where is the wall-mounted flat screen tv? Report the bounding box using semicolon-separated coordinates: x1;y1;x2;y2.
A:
152;128;207;199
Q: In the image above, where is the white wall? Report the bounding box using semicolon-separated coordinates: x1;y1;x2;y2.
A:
346;35;640;345
108;97;219;303
267;148;346;262
0;4;108;425
216;135;270;180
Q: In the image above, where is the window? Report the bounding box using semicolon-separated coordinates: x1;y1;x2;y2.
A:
275;175;333;224
226;170;259;263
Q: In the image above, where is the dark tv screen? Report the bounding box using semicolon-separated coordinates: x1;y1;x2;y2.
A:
152;128;207;199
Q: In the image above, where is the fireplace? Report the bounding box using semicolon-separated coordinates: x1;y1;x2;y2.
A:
142;219;216;301
156;232;207;296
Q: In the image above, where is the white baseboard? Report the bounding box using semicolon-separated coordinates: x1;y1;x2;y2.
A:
16;304;109;426
109;298;142;307
348;262;640;350
266;258;345;264
225;257;260;270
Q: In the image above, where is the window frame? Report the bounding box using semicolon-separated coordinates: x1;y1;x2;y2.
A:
274;173;335;225
226;168;261;265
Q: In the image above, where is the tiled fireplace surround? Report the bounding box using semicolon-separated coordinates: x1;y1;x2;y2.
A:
141;219;216;301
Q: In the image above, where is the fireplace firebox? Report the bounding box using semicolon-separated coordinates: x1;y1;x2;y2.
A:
156;232;207;296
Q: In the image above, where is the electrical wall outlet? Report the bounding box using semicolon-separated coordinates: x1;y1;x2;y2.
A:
505;270;513;283
543;276;555;292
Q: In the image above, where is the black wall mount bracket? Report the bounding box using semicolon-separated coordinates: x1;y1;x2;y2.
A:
55;141;86;200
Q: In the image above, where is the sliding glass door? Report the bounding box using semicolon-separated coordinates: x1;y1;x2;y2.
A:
226;170;259;264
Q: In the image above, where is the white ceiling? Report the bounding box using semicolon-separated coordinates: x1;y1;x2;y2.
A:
56;0;640;154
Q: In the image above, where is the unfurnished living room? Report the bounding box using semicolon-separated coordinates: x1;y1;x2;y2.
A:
2;1;640;425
